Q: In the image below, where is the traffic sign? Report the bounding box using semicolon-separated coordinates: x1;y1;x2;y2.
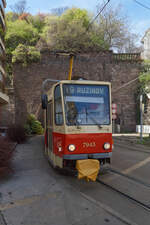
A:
112;103;117;109
112;114;117;120
112;103;117;120
112;109;117;114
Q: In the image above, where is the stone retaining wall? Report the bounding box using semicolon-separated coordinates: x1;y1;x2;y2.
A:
2;51;143;132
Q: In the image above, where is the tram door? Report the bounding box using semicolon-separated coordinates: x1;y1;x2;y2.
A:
47;101;53;155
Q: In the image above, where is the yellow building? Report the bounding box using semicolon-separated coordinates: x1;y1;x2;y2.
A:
0;0;9;105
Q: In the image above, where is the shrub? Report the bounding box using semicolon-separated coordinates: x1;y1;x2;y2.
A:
12;44;41;66
24;123;32;135
25;114;44;135
7;125;27;144
0;137;16;177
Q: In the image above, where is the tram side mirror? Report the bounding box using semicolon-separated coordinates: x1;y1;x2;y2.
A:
41;94;48;109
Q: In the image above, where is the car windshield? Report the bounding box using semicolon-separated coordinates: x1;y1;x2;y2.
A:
63;84;110;126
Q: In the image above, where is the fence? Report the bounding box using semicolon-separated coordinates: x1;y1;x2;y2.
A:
113;53;142;62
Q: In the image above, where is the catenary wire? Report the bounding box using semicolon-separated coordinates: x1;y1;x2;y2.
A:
133;0;150;11
86;0;110;31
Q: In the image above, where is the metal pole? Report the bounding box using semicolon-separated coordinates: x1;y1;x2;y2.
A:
112;119;115;134
68;55;74;80
140;95;143;142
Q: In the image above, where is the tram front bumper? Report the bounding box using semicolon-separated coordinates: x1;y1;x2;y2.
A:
63;152;112;160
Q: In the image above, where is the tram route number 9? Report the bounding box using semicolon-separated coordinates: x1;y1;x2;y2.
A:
83;142;96;148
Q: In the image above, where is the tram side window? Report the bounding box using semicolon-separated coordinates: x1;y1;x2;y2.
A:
54;85;63;125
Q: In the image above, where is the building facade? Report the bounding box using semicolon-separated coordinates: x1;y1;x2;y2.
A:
141;29;150;60
0;0;9;107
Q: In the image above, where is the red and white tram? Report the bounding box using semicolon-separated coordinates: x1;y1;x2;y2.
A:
42;79;112;170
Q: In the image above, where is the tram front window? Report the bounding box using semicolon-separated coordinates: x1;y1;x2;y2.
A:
63;84;110;126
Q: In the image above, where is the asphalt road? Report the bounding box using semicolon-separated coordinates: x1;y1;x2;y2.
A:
0;135;150;225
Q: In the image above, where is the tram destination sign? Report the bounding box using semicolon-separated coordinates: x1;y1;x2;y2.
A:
63;84;109;97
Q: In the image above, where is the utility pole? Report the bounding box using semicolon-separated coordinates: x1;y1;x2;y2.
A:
140;95;143;142
68;54;74;80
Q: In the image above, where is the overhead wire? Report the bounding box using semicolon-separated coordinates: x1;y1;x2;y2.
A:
112;77;139;93
86;0;111;31
85;0;149;94
112;0;150;93
132;0;150;11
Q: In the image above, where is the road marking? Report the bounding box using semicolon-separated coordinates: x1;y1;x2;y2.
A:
0;192;61;211
122;157;150;175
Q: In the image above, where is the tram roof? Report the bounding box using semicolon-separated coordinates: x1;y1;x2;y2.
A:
57;80;110;85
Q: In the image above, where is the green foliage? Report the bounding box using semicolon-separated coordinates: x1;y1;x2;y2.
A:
25;114;44;135
28;14;46;33
61;8;90;28
12;44;40;66
5;7;140;84
134;65;150;124
5;19;40;54
143;59;150;65
139;71;150;93
6;11;19;22
137;137;150;146
41;8;108;52
139;72;150;84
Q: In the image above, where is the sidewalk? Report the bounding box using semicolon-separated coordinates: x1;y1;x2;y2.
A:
0;136;136;225
113;134;150;153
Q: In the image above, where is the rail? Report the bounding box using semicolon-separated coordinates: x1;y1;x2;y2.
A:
113;53;142;62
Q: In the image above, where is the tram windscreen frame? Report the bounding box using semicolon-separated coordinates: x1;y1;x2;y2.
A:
63;84;110;126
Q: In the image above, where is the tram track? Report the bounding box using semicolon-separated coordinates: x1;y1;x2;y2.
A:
114;142;150;154
97;169;150;212
109;168;150;189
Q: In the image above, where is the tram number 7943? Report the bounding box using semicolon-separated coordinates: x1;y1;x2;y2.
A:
83;142;96;148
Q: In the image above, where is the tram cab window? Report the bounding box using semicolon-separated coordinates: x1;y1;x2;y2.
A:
63;84;110;126
54;85;63;125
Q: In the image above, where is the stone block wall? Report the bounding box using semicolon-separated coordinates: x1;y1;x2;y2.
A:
0;88;15;127
11;51;142;132
111;63;140;131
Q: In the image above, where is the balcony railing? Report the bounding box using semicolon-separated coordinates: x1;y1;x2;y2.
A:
0;0;4;11
0;9;5;30
0;61;5;74
2;0;6;8
0;43;4;56
0;3;5;19
113;53;142;62
0;35;5;51
0;70;3;82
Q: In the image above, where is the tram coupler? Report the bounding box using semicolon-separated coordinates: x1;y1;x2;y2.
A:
76;159;100;182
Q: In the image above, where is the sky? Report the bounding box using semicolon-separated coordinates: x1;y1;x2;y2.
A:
5;0;150;41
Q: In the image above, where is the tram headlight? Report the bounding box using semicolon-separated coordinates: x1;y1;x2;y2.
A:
68;144;76;152
103;143;111;150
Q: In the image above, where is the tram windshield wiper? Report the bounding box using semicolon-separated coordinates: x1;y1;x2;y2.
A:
86;111;102;129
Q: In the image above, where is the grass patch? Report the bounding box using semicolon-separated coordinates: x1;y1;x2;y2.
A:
137;137;150;146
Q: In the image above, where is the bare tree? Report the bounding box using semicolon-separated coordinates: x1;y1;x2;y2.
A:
50;7;69;16
10;0;29;15
123;33;143;53
96;2;141;52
